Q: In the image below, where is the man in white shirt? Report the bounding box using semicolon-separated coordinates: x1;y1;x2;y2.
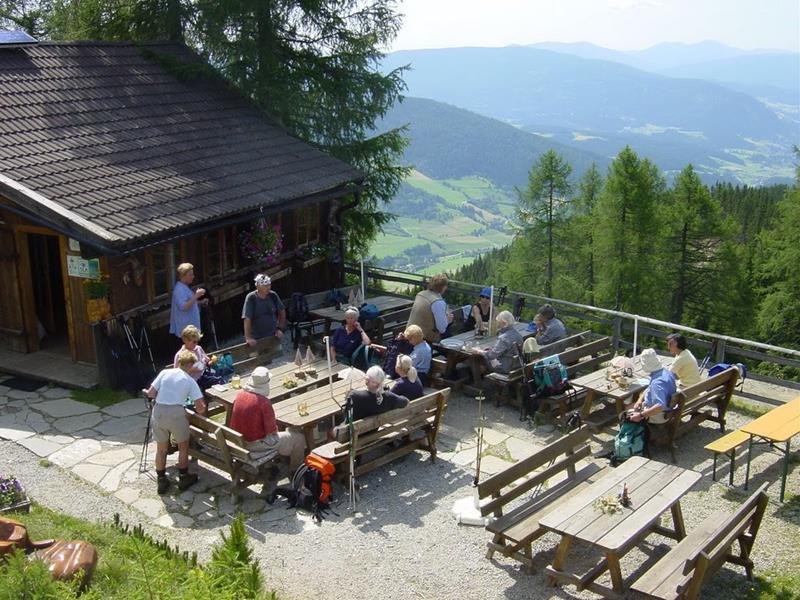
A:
667;333;701;389
145;350;205;495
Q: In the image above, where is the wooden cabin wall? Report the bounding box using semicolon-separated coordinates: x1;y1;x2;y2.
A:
0;218;33;352
60;237;97;363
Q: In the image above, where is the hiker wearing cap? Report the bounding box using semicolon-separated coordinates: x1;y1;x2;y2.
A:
629;348;677;424
242;274;286;346
666;333;700;389
169;263;206;340
407;273;453;343
144;350;206;494
462;287;495;333
534;303;566;345
229;367;306;474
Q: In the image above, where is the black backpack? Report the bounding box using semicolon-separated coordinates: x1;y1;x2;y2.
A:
286;292;310;323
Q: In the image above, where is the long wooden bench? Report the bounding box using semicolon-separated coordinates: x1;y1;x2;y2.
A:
311;388;449;480
484;330;592;404
651;366;739;462
630;483;769;600
187;411;282;501
477;426;608;572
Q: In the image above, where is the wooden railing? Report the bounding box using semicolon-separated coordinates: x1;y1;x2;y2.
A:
346;264;800;405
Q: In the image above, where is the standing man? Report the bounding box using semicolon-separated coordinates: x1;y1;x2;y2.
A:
242;274;286;346
406;273;453;343
666;333;701;389
144;350;205;494
169;263;206;340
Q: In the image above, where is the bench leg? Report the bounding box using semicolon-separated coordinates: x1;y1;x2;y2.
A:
729;450;737;486
744;435;754;491
780;440;791;502
712;453;718;481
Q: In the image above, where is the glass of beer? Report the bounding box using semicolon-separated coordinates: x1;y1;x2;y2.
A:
297;401;309;416
231;374;241;389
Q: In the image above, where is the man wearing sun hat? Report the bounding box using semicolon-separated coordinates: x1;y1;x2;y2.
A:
242;273;286;347
628;348;677;425
229;366;306;478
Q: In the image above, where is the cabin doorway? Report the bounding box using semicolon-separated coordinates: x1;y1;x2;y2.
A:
27;233;69;354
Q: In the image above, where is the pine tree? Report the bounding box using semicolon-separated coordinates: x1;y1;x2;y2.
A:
516;150;572;297
569;162;603;305
594;147;665;314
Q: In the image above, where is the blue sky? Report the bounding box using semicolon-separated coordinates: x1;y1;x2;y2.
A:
392;0;800;52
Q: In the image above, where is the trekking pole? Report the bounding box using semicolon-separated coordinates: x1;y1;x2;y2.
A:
139;390;154;473
473;391;485;486
204;301;220;350
137;314;156;372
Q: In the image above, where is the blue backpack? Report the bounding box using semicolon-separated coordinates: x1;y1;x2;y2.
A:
708;362;747;387
358;303;379;324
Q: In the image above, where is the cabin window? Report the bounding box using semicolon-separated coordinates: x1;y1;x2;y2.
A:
148;243;175;300
206;230;222;279
296;204;320;247
222;226;237;273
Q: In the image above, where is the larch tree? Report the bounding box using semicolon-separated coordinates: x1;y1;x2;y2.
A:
516;149;572;298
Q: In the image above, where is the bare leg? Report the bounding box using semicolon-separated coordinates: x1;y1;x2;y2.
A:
155;442;168;471
177;440;191;470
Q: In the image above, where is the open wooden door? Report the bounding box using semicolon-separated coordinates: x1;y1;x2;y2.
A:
0;228;35;352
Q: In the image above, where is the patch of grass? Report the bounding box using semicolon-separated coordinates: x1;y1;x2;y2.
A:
1;505;277;600
38;459;51;468
71;387;131;409
743;570;800;600
729;397;771;419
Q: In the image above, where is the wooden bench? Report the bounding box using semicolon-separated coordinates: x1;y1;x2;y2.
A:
651;367;739;462
187;411;282;501
288;286;359;348
477;425;608;572
705;430;751;485
484;330;592;404
630;483;769;600
311;388;449;480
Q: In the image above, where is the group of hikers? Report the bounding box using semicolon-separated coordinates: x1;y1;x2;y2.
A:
145;264;702;496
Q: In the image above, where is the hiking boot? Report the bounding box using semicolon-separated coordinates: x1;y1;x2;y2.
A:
177;472;198;491
157;476;170;495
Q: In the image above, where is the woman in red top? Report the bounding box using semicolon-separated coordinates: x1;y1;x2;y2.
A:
229;367;306;478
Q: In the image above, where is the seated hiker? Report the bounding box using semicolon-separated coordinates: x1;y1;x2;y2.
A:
331;306;372;364
398;324;432;385
534;303;566;345
173;324;218;395
229;367;306;476
462;286;495;333
628;348;677;425
390;354;425;400
346;365;410;421
145;350;206;494
467;310;524;381
666;332;701;389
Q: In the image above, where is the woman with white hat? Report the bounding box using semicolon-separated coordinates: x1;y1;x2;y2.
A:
229;367;306;479
628;348;677;425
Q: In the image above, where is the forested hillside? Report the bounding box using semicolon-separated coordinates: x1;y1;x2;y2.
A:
452;148;800;351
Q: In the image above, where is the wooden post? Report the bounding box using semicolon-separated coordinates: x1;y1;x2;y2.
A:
611;316;622;352
715;339;727;364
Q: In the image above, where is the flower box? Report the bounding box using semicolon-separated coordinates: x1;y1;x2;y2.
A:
0;475;30;514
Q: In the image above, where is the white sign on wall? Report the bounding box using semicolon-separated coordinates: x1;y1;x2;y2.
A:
66;255;100;279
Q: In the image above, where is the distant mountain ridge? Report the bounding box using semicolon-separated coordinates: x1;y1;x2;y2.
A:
382;45;797;184
376;97;607;187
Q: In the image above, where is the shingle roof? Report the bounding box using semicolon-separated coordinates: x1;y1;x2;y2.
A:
0;41;363;251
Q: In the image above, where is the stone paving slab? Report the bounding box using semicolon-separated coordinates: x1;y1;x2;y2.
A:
0;421;36;441
36;398;98;418
87;447;136;466
52;413;104;434
95;416;148;437
72;463;111;485
18;437;63;457
49;439;103;468
101;397;147;418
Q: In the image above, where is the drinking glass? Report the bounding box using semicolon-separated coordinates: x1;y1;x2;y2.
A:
231;374;241;389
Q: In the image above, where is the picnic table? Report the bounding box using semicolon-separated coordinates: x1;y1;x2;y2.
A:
540;456;701;599
573;356;674;425
309;295;414;335
203;357;346;425
433;322;533;389
743;394;800;502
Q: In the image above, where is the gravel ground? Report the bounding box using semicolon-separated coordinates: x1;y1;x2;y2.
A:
2;393;798;600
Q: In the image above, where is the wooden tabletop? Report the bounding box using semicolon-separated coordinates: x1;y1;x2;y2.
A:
571;356;675;401
204;358;345;406
434;322;532;357
309;295;414;322
741;395;800;443
539;456;701;552
274;377;363;429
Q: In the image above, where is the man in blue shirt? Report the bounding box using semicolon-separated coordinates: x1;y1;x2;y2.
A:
629;348;677;425
169;263;206;340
